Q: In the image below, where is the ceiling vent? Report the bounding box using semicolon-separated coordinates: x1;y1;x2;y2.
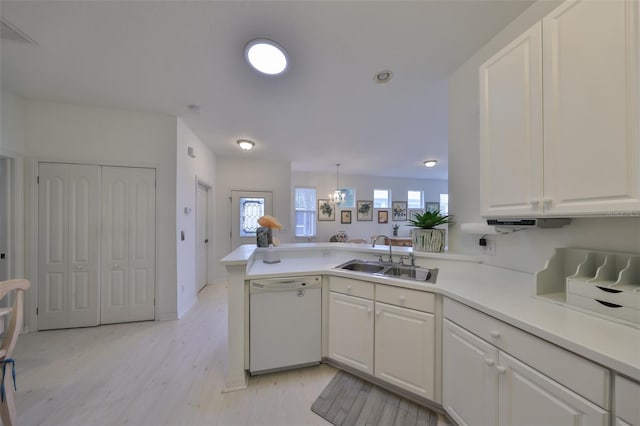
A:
1;17;38;45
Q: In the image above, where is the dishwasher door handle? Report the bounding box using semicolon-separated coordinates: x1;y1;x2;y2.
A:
297;289;305;297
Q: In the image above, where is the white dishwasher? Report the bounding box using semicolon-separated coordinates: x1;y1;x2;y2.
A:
249;275;322;375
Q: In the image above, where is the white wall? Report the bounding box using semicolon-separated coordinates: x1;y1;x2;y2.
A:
175;118;216;318
0;90;27;283
23;99;179;320
448;0;640;274
293;171;448;242
1;89;26;155
214;157;291;281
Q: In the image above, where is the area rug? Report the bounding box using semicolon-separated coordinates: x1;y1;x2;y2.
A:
311;370;440;426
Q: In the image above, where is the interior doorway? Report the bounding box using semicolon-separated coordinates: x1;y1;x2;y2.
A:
0;157;13;281
196;181;211;292
229;190;273;251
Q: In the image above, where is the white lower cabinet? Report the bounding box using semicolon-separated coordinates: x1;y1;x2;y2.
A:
615;375;640;426
442;318;498;426
374;301;435;400
327;277;436;399
443;300;609;426
328;291;374;375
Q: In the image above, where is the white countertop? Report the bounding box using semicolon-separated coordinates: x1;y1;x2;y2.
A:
221;243;640;381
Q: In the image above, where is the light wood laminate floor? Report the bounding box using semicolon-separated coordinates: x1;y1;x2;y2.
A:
13;283;449;426
13;284;335;426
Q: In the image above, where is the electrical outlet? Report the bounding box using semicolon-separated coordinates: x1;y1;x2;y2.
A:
487;240;496;256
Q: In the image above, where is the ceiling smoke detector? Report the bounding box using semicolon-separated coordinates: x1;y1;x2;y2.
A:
374;70;393;84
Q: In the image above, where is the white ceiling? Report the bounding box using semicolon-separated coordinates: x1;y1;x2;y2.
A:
1;0;533;180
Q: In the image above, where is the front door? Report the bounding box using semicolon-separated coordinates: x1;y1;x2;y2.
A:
229;191;273;251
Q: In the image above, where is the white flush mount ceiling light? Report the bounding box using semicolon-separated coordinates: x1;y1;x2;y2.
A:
237;139;255;151
374;70;393;84
424;160;438;168
244;39;288;75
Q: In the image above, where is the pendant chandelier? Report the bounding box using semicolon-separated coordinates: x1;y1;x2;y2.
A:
329;163;346;206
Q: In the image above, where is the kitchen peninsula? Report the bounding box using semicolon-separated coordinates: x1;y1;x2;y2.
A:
221;243;640;423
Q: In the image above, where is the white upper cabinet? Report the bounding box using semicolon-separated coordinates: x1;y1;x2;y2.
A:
480;22;543;217
480;0;640;217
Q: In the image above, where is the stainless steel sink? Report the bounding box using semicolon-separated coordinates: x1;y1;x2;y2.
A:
383;265;437;283
335;259;438;284
338;260;387;274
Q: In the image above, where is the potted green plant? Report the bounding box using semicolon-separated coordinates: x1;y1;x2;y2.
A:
406;209;454;252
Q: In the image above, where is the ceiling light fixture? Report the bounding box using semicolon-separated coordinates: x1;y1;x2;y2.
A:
374;70;393;84
329;163;346;206
237;139;255;151
244;39;288;75
424;160;438;168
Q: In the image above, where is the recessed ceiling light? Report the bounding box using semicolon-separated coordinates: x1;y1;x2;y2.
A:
374;70;393;84
237;139;255;151
244;39;288;75
424;160;438;168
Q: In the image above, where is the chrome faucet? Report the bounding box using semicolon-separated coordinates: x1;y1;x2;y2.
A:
401;252;415;266
371;235;393;262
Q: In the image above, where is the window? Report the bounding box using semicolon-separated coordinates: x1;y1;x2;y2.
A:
338;188;355;208
373;189;390;208
407;190;423;209
440;194;449;215
295;187;316;237
239;197;265;237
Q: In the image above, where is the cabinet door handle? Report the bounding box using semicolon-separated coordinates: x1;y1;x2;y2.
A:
399;295;406;303
529;200;539;206
113;264;119;270
484;358;495;366
543;198;553;206
490;330;501;338
76;266;85;270
346;285;352;292
367;307;372;315
375;311;381;317
495;365;507;374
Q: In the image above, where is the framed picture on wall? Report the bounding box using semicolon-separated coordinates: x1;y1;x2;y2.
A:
341;210;352;224
356;200;373;221
392;201;407;221
425;202;440;212
318;199;335;221
408;209;424;222
378;210;388;224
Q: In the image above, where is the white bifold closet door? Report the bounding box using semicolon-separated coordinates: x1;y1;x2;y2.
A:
38;163;155;330
101;166;156;324
38;163;101;330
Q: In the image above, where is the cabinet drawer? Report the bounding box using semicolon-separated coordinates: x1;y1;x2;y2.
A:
329;276;374;299
376;285;434;313
444;298;610;409
615;375;640;425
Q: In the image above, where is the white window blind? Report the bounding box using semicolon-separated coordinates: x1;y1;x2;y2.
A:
373;189;390;208
295;187;316;237
408;190;423;209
